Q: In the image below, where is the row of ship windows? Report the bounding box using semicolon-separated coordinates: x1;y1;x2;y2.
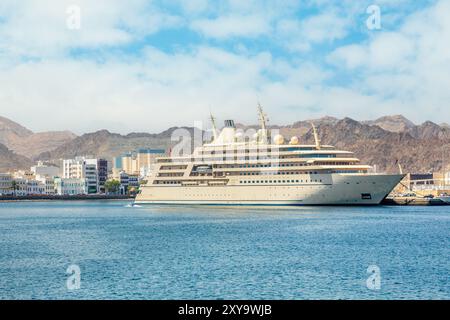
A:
154;179;323;185
214;162;350;169
155;181;182;184
239;179;323;184
160;162;350;171
157;155;338;163
159;169;365;178
199;147;318;154
238;171;319;176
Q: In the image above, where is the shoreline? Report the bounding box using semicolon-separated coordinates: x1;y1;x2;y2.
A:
1;196;448;206
0;195;135;202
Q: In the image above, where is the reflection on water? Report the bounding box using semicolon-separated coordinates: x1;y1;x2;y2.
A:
0;201;448;300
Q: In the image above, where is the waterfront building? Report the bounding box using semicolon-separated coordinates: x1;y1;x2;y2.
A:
63;157;99;194
35;175;56;195
402;172;450;196
0;173;13;196
115;149;165;177
26;180;46;195
111;169;131;195
12;178;28;196
54;177;87;195
1;172;56;196
128;174;140;189
84;159;99;194
97;159;108;193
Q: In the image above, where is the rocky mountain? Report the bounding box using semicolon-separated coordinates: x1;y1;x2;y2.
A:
37;127;207;162
406;121;450;140
363;115;416;133
0;116;33;138
1;114;449;174
0;116;77;159
300;118;450;173
0;143;33;171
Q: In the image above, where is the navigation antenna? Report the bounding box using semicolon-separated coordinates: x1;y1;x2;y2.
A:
257;102;269;144
209;112;218;142
311;122;321;150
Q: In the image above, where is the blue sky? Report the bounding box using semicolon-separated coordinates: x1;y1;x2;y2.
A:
0;0;448;134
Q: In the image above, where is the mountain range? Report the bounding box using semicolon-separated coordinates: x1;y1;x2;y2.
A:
0;114;449;173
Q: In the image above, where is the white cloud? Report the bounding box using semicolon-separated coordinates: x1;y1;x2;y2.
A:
276;12;351;52
191;15;271;39
0;0;181;58
0;0;449;135
0;45;339;134
326;0;450;123
330;32;415;70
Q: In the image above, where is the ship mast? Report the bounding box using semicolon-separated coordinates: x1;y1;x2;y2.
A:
311;122;321;150
257;102;269;144
209;112;218;142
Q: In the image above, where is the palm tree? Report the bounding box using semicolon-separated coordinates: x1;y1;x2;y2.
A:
11;180;17;196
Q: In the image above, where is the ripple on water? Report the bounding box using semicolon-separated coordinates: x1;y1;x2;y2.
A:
0;202;448;299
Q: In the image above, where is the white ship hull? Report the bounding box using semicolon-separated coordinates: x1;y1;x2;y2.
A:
135;174;404;206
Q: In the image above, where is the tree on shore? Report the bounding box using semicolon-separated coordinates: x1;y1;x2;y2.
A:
105;179;120;194
10;180;17;196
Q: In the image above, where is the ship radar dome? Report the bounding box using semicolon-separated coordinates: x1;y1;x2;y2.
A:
273;134;285;145
289;136;299;145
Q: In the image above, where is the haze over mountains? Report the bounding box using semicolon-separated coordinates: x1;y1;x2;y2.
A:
0;114;449;173
0;116;76;159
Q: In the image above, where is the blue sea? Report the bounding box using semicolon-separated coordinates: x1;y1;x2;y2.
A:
0;201;448;300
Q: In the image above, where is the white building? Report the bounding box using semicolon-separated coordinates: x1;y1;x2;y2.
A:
31;161;60;177
35;175;56;195
13;178;28;196
54;177;87;195
0;173;13;195
84;159;99;194
26;180;46;195
445;171;450;186
63;157;98;194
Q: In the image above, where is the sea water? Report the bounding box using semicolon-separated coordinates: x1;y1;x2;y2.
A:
0;201;448;299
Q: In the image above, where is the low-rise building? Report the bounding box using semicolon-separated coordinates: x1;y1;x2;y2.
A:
35;175;56;195
128;174;140;193
13;170;36;180
111;169;131;195
26;180;46;195
0;173;13;195
31;161;60;178
13;178;28;196
54;177;87;195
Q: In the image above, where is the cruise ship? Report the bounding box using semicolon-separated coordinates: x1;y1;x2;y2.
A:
135;106;404;205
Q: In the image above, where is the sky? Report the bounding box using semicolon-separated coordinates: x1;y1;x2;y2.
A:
0;0;449;134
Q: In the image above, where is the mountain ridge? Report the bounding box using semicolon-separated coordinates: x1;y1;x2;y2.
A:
1;114;449;173
0;116;77;159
